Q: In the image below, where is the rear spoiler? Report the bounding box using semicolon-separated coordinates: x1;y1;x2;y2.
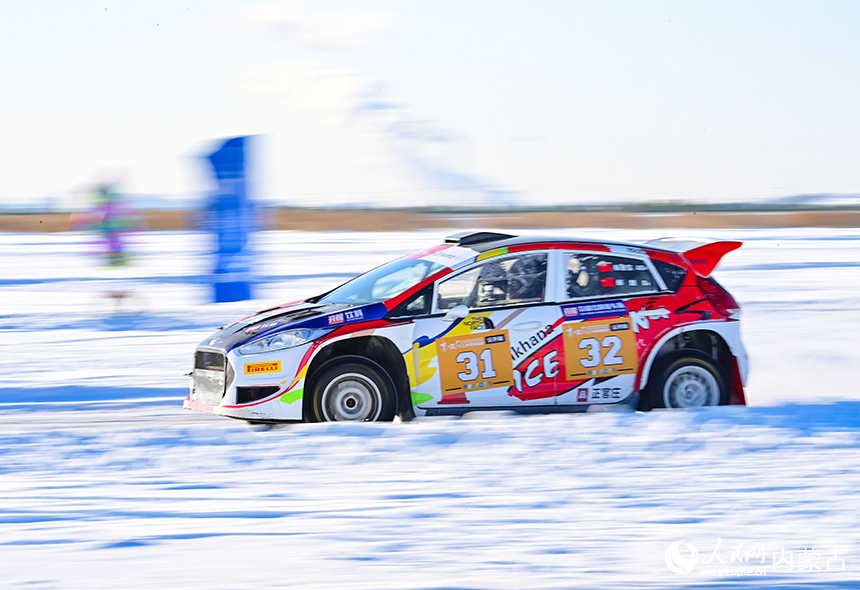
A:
645;238;741;277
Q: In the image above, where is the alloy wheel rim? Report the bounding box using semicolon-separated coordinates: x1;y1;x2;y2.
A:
663;365;719;408
321;373;382;421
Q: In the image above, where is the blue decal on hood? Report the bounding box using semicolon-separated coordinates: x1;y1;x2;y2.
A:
202;302;390;352
290;302;389;330
326;307;365;326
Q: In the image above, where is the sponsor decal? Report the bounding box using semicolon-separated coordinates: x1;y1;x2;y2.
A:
244;320;279;335
512;348;561;397
507;326;579;402
326;308;365;326
590;386;622;400
629;306;670;333
420;245;476;268
462;315;492;330
588;368;616;376
598;262;613;273
511;324;555;360
561;300;627;320
573;386;623;402
608;244;646;256
244;361;281;375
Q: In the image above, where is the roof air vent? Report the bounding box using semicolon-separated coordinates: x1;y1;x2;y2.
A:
444;231;516;247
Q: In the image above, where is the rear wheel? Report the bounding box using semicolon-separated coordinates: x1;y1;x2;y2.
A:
644;351;727;410
307;358;396;422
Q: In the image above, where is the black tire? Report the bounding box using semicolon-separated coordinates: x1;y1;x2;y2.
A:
305;358;397;422
642;351;728;411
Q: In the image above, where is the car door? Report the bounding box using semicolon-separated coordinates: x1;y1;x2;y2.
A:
409;250;565;411
553;249;664;407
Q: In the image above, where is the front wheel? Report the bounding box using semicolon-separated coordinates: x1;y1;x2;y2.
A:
643;351;727;410
306;359;396;422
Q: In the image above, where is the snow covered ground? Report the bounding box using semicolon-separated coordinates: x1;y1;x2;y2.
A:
1;228;859;589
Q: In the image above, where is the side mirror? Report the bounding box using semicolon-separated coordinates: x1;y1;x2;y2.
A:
442;304;470;322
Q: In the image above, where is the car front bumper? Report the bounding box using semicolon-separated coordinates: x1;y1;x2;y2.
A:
184;344;311;422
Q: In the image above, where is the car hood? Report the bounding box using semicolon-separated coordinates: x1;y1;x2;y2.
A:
199;301;388;352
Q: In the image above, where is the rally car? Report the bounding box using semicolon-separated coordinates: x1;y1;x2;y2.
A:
184;231;747;423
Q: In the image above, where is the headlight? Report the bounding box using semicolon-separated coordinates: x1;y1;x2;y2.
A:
237;329;320;355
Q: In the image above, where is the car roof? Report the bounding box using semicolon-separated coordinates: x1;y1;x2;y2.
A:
444;231;674;255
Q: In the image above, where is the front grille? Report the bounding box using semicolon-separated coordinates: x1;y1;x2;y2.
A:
192;349;227;405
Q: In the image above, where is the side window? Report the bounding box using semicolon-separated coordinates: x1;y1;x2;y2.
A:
436;253;548;310
388;285;432;318
436;267;481;311
566;253;657;299
652;259;687;292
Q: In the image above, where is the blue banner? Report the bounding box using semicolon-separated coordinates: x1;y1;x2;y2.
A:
560;299;628;320
205;136;254;302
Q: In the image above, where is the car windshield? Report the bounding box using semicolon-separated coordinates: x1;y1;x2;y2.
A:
317;257;445;305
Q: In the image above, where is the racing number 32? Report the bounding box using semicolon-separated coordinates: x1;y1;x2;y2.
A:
437;330;514;397
563;318;638;379
579;336;623;367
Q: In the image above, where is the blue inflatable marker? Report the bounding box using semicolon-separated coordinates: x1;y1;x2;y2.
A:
205;136;255;303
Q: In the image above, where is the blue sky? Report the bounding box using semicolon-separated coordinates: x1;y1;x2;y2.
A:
3;1;860;208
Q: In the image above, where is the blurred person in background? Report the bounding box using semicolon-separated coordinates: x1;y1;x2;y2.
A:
69;174;143;311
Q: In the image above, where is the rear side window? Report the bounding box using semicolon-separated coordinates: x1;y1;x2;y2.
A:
652;260;687;292
565;253;658;299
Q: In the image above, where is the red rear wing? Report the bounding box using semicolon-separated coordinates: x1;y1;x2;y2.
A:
645;238;742;277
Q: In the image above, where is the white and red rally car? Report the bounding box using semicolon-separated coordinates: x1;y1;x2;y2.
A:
184;231;747;422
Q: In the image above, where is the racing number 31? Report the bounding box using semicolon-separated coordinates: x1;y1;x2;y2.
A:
457;348;496;382
437;330;514;397
563;318;638;379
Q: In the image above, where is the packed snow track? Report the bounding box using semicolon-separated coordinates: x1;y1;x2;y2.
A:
1;228;859;589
